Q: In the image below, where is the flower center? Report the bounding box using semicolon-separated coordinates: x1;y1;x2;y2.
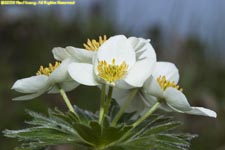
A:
36;61;60;76
83;35;107;51
157;76;183;92
97;58;128;84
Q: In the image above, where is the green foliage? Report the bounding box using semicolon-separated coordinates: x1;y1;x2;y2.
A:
106;114;197;150
3;105;197;150
3;109;84;150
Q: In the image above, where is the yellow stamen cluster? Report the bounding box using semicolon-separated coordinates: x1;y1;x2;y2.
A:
83;35;107;51
36;62;60;76
157;76;183;92
97;58;128;84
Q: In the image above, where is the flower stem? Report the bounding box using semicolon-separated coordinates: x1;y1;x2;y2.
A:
99;84;106;124
111;89;138;126
104;86;113;116
57;84;79;117
132;102;160;128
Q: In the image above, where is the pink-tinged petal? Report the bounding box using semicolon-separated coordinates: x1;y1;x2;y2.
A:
153;62;179;83
164;87;192;111
97;35;136;69
52;47;71;61
66;46;95;63
68;63;99;86
12;75;49;93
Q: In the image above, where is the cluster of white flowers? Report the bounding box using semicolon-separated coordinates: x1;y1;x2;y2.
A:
12;35;217;118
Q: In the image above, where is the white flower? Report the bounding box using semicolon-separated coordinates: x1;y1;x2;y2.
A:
68;35;156;89
12;36;107;101
52;35;107;63
113;62;217;118
12;58;79;100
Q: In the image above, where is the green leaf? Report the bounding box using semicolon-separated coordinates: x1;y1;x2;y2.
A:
73;120;133;148
74;105;98;124
107;114;196;150
3;108;88;150
3;108;197;150
142;121;182;135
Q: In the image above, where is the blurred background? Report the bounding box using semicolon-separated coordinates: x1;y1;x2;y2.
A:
0;0;225;149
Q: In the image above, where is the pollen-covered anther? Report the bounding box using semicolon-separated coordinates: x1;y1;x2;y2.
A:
157;76;183;92
36;61;60;76
83;35;107;51
97;58;128;84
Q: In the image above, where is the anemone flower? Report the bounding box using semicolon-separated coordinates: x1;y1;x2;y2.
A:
113;62;217;118
143;61;216;117
68;35;156;89
12;58;78;100
12;35;108;101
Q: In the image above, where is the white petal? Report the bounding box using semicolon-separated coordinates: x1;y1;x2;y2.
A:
141;91;172;112
93;54;102;81
52;47;71;61
164;88;192;111
97;35;136;68
143;76;164;98
112;88;146;113
139;92;157;107
128;37;156;60
153;62;179;83
66;46;95;63
184;107;217;118
115;80;135;89
12;75;49;93
112;88;130;107
12;88;47;101
48;58;73;83
48;80;79;94
127;94;146;113
68;63;99;86
124;59;155;87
